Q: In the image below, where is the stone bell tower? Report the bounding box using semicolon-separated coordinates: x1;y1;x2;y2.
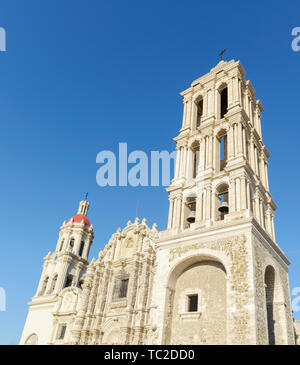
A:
151;59;295;345
167;59;274;235
20;199;94;345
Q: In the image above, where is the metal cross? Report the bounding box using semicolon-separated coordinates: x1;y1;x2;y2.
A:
85;192;88;201
218;49;226;60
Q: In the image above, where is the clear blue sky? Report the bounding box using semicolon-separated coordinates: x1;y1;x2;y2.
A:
0;0;299;344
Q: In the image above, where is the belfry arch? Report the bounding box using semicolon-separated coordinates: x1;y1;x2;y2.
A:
163;255;228;345
264;265;287;344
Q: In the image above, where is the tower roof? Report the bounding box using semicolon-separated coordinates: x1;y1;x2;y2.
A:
67;213;90;227
67;199;91;226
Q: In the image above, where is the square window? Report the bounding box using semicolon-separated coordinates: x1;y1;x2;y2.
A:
188;295;198;312
57;324;67;340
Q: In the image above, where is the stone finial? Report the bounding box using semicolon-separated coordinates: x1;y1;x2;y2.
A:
152;223;157;231
142;218;147;225
127;220;132;226
135;217;140;224
77;200;89;216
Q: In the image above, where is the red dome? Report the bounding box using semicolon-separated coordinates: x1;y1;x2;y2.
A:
67;214;90;227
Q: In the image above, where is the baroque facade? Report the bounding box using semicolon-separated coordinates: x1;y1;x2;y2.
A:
20;59;299;345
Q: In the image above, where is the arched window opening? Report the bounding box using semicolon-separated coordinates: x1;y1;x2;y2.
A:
216;184;229;221
220;87;228;119
216;131;228;172
184;196;196;229
265;266;276;345
64;275;73;288
69;238;75;252
119;279;129;298
59;239;64;252
196;99;203;128
79;241;84;257
192;143;200;179
50;274;58;293
40;276;49;296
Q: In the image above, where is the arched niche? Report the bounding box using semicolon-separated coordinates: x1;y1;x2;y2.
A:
163;255;227;345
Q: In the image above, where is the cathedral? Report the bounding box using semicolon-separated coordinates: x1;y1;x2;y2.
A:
20;59;299;345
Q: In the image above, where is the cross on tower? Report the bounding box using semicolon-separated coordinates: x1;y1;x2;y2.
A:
218;49;226;60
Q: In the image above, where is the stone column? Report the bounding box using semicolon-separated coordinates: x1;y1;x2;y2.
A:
228;77;234;107
245;91;249;117
259;199;264;228
236;177;241;212
266;206;272;237
254;191;261;224
237;123;243;155
228;126;234;160
186;147;193;181
249;136;255;172
205;136;209;169
196;193;203;222
174;147;181;179
249;99;253;124
271;213;276;242
260;154;266;186
182;100;187;129
246;179;251;211
198;138;205;173
56;256;72;291
238;78;242;106
167;198;174;229
207;134;213;169
229;178;236;213
207;89;212;115
185;97;192;129
265;161;270;191
205;186;212;220
180;146;187;178
190;99;196;130
180;198;186;230
242;126;246;158
213;135;218;170
240;176;247;210
175;196;182;230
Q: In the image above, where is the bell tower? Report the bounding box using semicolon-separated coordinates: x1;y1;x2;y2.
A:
35;199;94;297
167;59;275;239
153;59;295;345
20;199;94;345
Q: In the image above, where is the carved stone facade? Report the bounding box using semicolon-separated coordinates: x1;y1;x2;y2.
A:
20;60;298;345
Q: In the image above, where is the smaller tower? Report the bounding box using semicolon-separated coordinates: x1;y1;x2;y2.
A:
36;199;94;297
20;199;94;345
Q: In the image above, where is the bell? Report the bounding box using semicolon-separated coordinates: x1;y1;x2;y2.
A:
187;210;196;223
218;201;229;213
